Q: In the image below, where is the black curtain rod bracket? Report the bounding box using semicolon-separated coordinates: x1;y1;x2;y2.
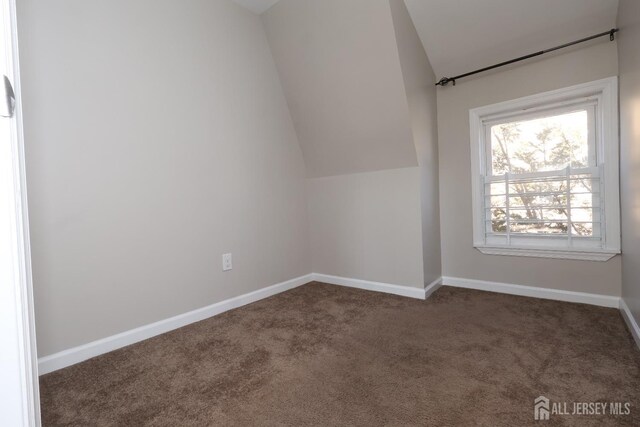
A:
435;28;619;87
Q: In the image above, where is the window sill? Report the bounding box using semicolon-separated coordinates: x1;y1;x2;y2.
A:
475;245;619;261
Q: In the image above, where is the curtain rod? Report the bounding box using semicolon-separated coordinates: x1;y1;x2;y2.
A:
435;28;618;87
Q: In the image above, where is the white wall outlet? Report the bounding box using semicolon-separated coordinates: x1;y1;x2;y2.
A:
222;253;232;271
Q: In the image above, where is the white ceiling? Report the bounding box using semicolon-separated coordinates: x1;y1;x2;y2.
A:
231;0;280;14
404;0;619;79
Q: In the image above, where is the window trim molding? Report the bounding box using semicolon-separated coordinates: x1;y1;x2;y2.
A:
475;246;618;262
469;77;620;261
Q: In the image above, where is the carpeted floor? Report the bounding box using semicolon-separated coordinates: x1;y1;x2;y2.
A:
40;282;640;426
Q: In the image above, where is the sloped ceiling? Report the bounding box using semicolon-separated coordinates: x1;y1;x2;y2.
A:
404;0;619;79
231;0;280;14
262;0;417;178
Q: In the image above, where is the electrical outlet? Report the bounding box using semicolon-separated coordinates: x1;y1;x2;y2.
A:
222;253;232;271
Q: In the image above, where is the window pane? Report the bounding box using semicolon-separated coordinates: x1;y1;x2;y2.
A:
572;222;594;237
508;179;565;194
509;194;567;208
570;176;597;194
510;221;568;234
488;215;596;236
572;193;596;207
490;110;590;175
487;195;506;207
484;162;599;237
487;213;596;237
490;209;507;233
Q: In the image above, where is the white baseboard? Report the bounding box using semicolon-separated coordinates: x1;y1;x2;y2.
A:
620;298;640;350
39;272;442;375
38;272;626;375
424;276;443;299
442;276;620;308
38;274;314;375
311;273;427;300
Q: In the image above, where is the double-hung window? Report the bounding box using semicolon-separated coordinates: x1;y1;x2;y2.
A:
469;78;620;261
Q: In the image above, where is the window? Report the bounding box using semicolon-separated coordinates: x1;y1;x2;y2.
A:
469;78;620;261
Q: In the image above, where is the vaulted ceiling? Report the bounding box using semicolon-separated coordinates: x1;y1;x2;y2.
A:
262;0;418;178
236;0;620;178
404;0;619;79
231;0;280;14
236;0;620;82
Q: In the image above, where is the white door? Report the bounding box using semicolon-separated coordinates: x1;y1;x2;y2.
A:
0;0;40;425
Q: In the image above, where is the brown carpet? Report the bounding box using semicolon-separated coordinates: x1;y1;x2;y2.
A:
40;282;640;426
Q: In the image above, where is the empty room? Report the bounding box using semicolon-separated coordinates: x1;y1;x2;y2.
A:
2;0;640;425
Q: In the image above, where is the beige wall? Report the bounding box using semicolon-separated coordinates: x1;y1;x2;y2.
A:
437;42;622;296
618;0;640;321
264;0;433;288
18;0;310;357
307;167;424;288
262;0;418;178
389;0;441;284
22;0;624;360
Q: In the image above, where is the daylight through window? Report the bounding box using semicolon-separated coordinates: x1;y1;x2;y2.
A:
470;78;620;261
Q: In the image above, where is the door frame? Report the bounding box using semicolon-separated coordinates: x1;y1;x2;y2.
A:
1;0;41;424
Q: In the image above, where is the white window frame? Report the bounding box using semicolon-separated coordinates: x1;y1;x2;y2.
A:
469;77;620;261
